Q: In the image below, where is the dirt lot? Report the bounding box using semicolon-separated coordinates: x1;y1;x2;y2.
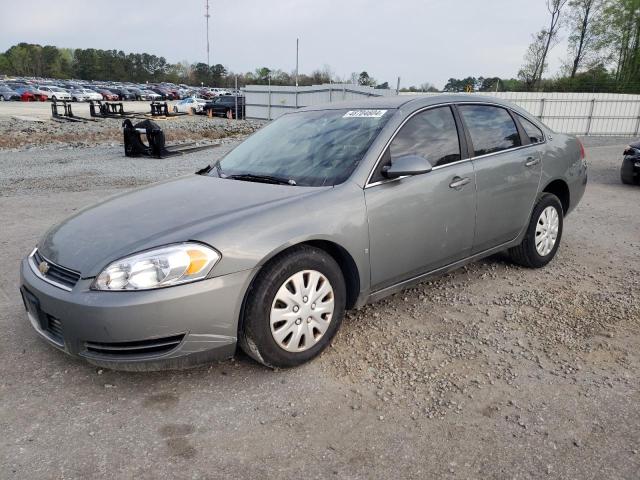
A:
0;112;638;479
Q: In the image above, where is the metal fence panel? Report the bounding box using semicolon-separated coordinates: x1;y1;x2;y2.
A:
245;84;395;120
246;87;640;136
399;91;640;136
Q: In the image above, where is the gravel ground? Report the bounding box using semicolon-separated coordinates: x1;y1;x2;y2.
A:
0;124;638;479
0;101;263;150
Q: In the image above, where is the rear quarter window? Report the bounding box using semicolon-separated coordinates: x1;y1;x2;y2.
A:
517;114;545;144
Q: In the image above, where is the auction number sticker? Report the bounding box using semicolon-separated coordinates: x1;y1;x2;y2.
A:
343;110;387;118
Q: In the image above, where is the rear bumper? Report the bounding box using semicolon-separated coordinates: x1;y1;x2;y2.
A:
20;257;256;371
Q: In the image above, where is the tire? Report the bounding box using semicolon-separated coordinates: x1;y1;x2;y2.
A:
509;193;563;268
621;171;634;185
239;246;346;368
190;107;196;115
51;96;57;102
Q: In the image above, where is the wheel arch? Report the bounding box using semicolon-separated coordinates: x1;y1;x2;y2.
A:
236;239;362;338
541;178;570;214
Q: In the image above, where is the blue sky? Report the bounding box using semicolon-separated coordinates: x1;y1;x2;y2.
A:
0;0;567;88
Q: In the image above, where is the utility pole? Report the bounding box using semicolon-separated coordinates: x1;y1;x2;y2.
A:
205;0;211;69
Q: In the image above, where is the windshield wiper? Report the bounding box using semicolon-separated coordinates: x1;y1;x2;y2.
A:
227;173;297;186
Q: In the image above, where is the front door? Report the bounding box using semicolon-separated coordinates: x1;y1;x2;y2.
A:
365;106;477;290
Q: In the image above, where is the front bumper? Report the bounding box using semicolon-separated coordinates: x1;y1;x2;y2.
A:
20;257;255;370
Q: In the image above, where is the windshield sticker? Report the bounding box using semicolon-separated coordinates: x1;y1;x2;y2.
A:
343;110;388;118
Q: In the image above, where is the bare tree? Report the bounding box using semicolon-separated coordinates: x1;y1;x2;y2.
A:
519;31;550;89
537;0;569;85
566;0;605;77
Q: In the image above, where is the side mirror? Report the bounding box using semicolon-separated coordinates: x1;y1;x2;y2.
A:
383;154;433;179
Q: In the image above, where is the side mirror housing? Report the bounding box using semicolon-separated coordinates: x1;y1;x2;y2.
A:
383;154;433;179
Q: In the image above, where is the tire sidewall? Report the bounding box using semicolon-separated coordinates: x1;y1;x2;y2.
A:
526;194;564;267
243;247;346;368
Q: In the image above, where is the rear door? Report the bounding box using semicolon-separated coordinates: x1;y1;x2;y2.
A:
458;104;542;253
365;106;477;290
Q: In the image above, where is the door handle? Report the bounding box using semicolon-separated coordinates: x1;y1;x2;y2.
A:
525;156;540;167
449;176;470;189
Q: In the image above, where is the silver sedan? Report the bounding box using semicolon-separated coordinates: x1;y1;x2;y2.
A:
20;95;587;370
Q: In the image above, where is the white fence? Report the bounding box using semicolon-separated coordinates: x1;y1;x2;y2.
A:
400;91;640;136
244;84;395;121
245;85;640;136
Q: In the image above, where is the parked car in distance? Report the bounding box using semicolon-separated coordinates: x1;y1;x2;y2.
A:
37;86;72;101
95;89;119;101
19;95;587;371
203;95;245;118
69;87;103;102
109;88;136;101
621;140;640;185
13;86;39;102
0;85;20;101
173;97;208;114
142;89;162;101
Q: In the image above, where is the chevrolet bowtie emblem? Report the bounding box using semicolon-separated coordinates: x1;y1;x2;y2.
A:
38;261;50;275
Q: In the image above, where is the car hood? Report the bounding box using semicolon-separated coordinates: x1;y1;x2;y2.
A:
38;175;328;277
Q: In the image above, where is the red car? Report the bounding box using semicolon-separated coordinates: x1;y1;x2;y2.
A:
13;87;39;102
96;89;119;101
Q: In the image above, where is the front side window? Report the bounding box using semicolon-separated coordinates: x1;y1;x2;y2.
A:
389;106;461;168
459;105;521;156
210;109;391;186
517;114;544;144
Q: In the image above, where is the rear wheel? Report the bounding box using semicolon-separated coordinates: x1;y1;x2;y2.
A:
51;95;57;102
239;246;346;368
509;193;563;268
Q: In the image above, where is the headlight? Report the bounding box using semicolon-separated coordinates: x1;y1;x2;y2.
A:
92;243;220;291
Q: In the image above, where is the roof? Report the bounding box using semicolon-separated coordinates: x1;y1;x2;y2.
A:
297;93;516;112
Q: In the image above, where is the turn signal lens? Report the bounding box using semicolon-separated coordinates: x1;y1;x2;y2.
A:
186;249;209;275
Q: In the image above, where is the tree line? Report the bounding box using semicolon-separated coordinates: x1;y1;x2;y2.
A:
0;43;390;89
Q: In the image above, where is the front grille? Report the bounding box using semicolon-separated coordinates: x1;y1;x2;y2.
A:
44;315;64;344
32;249;81;290
85;334;185;358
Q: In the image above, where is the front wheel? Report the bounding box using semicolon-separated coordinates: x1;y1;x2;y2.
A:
509;193;563;268
239;246;346;368
51;96;57;102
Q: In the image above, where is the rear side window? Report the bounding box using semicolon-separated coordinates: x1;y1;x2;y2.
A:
390;106;461;168
459;105;521;156
517;114;544;144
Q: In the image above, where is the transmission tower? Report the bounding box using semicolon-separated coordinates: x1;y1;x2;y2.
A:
205;0;211;68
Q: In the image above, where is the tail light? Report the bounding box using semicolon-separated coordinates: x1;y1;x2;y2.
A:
577;139;585;159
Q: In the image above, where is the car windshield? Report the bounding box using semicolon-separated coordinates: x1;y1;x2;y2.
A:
209;108;391;187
